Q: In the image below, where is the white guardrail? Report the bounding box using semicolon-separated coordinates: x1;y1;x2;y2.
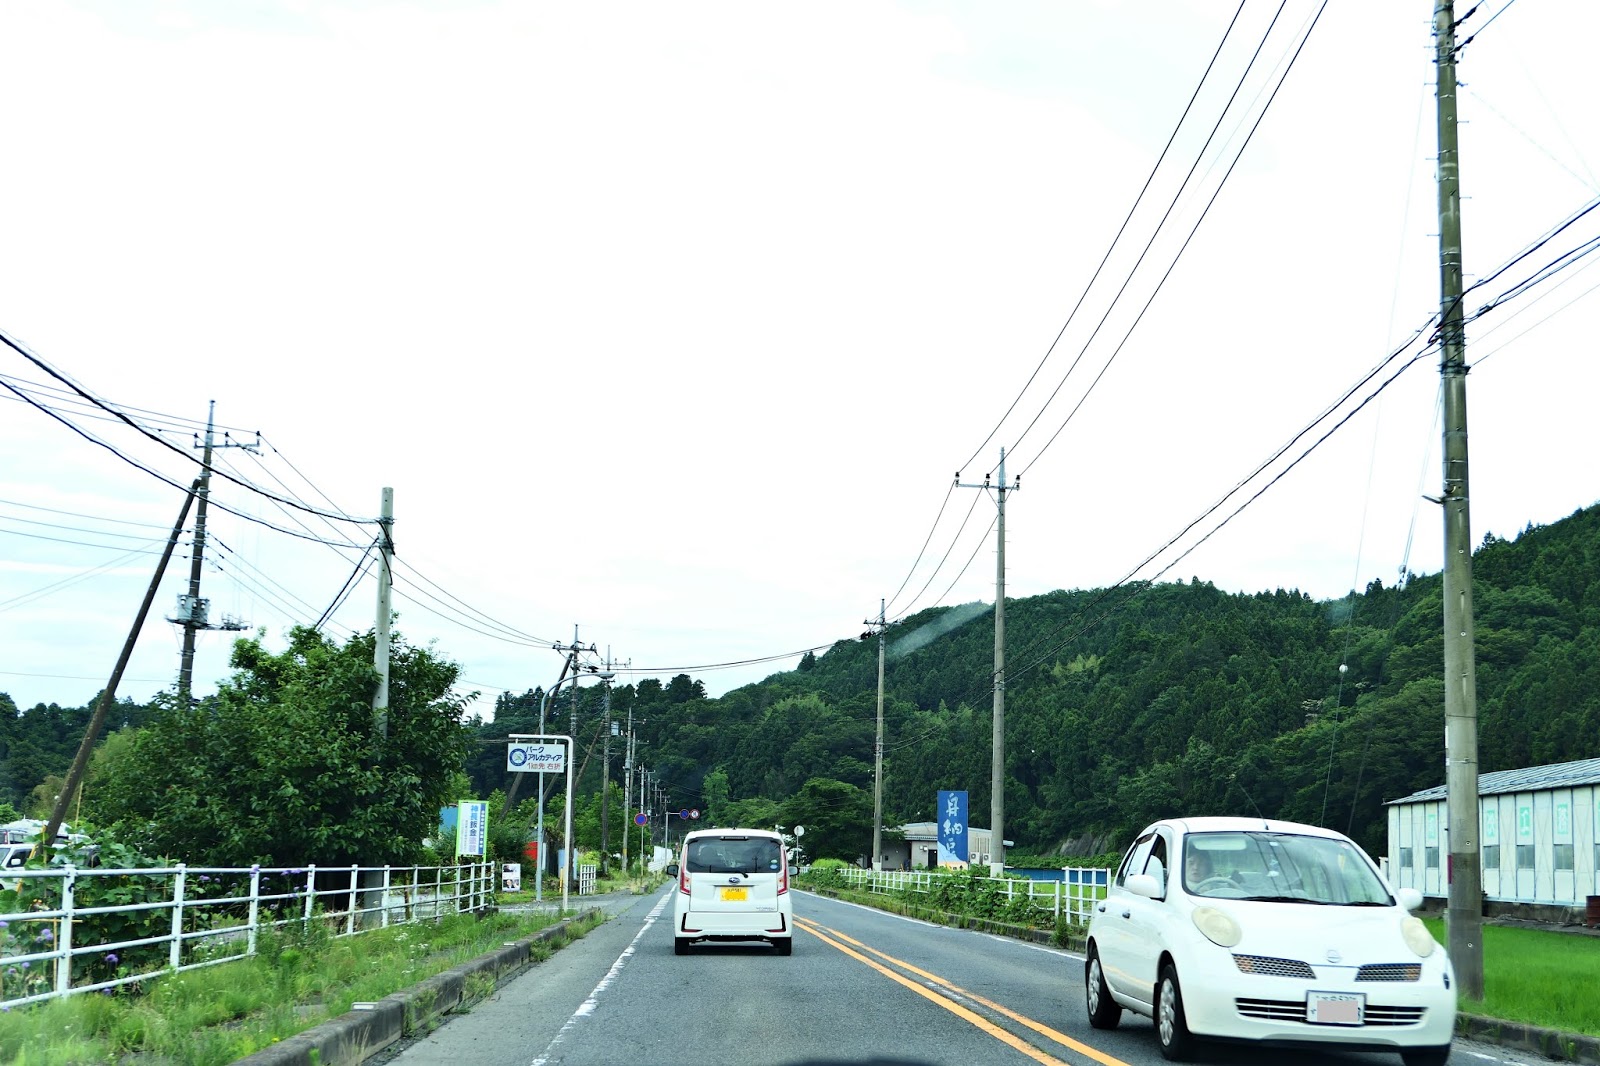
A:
0;861;495;1009
837;867;1110;925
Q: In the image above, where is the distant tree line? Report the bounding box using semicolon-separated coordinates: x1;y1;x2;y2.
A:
6;503;1600;868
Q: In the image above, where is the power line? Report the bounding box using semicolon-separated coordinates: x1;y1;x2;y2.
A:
956;0;1253;476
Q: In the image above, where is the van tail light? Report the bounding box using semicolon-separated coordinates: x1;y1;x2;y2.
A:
777;855;789;896
679;857;690;895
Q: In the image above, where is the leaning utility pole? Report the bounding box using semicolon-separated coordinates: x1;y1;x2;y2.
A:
1433;0;1484;1000
867;599;886;872
958;448;1019;876
44;483;199;847
174;401;255;705
373;487;395;737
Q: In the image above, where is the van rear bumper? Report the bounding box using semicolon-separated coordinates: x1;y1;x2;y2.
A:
678;910;790;939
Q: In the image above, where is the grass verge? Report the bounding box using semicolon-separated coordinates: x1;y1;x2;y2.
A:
1421;918;1600;1037
0;907;591;1066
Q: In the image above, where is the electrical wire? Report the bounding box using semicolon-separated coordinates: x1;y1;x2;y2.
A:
1;330;375;527
1016;3;1328;480
956;0;1252;476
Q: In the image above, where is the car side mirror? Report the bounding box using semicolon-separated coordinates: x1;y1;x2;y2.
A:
665;863;679;877
1126;872;1163;899
1396;887;1424;912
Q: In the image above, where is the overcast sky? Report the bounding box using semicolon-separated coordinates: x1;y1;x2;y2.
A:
3;1;1597;718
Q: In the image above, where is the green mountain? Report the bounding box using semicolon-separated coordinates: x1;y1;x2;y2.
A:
490;503;1600;862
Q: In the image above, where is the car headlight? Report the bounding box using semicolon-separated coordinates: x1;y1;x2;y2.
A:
1192;906;1242;948
1401;915;1436;958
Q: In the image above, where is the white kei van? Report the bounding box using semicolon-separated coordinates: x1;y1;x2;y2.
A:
667;827;793;955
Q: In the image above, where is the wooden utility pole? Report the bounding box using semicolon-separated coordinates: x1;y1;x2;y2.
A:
1434;0;1484;999
373;487;394;737
869;599;886;872
43;484;199;847
175;401;254;704
958;448;1018;876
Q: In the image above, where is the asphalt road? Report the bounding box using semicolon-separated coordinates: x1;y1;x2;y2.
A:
366;887;1558;1066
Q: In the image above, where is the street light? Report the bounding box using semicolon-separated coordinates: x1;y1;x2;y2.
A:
534;668;613;905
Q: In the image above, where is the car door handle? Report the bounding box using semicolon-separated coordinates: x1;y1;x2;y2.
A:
1120;910;1131;919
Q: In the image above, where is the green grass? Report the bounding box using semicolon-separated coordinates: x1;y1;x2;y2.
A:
0;907;594;1066
1423;918;1600;1037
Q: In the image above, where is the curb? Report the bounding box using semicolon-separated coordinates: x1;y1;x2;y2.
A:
233;908;602;1066
1457;1015;1600;1065
804;885;1600;1064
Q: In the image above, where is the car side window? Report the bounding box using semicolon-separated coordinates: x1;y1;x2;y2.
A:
1116;833;1156;888
1144;833;1170;897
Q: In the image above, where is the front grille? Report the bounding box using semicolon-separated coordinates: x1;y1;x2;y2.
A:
1237;997;1307;1021
1236;999;1429;1027
1234;955;1316;978
1356;963;1422;982
1364;1005;1427;1025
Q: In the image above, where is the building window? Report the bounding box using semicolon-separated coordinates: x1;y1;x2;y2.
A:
1482;845;1499;870
1425;847;1440;870
1399;847;1413;868
1516;845;1535;869
1554;844;1575;872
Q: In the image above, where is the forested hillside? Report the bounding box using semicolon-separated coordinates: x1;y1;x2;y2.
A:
466;503;1600;862
8;504;1600;867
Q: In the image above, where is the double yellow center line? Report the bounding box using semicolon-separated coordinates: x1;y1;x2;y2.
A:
794;916;1131;1066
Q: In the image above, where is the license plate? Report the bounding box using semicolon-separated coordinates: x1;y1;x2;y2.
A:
1306;992;1364;1025
718;886;749;902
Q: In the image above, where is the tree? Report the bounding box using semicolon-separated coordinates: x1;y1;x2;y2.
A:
781;777;871;862
85;626;474;867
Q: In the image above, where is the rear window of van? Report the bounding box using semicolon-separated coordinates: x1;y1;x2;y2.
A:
687;836;783;874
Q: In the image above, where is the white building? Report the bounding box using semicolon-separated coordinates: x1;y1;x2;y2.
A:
1385;756;1600;916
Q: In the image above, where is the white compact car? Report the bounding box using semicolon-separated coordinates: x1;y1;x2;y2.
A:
1085;817;1455;1065
668;827;793;955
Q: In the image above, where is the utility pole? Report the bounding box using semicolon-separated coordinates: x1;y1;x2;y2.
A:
43;484;199;848
958;448;1019;876
174;401;255;705
599;654;624;874
866;599;886;872
373;487;395;737
1433;0;1483;999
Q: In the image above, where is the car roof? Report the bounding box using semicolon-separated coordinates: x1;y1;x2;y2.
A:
1155;817;1351;840
682;827;782;840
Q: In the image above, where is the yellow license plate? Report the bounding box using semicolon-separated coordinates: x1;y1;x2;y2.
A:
719;886;749;902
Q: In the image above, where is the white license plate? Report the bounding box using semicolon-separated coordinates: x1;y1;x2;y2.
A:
718;886;749;902
1305;992;1364;1025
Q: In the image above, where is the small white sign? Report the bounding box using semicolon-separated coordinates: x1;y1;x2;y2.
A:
508;742;566;774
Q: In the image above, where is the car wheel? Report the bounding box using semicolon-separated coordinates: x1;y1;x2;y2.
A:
774;937;793;956
1085;947;1121;1030
1156;962;1195;1061
673;937;689;955
1400;1046;1451;1066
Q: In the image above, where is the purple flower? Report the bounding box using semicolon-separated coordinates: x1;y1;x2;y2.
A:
199;875;211;883
105;953;119;965
39;928;53;942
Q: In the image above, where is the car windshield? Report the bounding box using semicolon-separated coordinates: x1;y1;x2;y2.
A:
686;836;783;875
1182;831;1392;905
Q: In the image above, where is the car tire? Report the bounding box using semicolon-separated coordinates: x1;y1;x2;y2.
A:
1156;962;1195;1061
1401;1046;1451;1066
1085;946;1121;1030
673;937;689;955
774;937;793;956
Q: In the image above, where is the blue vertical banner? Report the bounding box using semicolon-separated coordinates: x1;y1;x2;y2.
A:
456;800;489;857
937;790;968;867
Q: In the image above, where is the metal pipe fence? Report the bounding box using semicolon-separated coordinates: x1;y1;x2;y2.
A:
0;861;495;1009
836;866;1110;926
